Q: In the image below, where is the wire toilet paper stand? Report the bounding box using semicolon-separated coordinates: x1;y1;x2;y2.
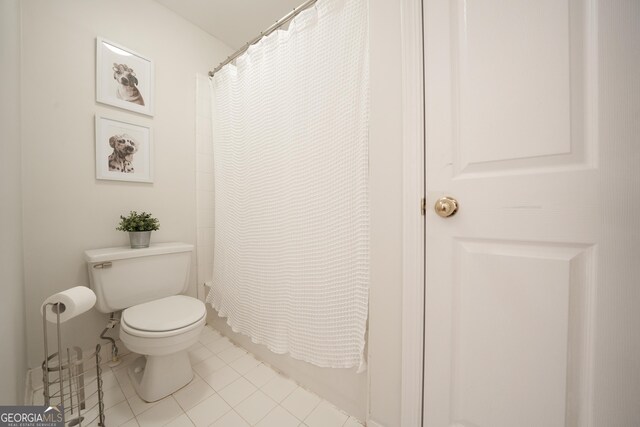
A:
42;302;105;427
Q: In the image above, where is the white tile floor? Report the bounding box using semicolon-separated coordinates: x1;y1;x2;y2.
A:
33;325;363;427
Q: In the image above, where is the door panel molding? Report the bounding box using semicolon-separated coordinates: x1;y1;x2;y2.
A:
448;0;599;179
449;240;596;427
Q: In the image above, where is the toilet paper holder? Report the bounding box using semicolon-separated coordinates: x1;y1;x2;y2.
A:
41;302;105;426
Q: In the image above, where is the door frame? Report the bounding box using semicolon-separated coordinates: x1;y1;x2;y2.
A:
399;0;426;425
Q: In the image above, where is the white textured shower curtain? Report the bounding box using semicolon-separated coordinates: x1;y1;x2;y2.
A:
207;0;369;370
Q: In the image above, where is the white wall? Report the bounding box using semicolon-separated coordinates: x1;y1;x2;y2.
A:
20;0;231;368
0;0;28;405
367;0;404;425
593;0;640;424
195;74;216;299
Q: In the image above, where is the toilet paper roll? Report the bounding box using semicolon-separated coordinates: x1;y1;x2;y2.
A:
41;286;97;324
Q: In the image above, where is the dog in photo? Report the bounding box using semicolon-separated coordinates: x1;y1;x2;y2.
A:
108;134;138;173
113;63;145;106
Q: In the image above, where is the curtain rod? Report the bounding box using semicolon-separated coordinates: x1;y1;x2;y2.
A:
208;0;319;77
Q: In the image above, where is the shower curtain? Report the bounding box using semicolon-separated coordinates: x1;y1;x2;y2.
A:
207;0;369;370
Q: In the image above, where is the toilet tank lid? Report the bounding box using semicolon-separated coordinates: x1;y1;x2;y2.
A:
84;242;194;263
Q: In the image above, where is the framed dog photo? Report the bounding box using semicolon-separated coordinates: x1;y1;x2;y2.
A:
95;116;153;183
96;37;154;116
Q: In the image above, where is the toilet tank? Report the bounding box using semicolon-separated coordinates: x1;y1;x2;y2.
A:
85;242;194;313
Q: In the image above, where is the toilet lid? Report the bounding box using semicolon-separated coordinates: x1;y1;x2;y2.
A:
122;295;206;332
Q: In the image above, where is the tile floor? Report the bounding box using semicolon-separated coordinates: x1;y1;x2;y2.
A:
33;325;363;427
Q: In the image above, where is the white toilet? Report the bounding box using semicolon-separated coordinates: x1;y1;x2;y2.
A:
85;242;206;402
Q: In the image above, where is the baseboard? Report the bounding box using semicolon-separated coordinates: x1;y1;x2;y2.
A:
366;419;385;427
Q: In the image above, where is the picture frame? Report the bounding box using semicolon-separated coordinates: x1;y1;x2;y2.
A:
95;115;153;183
96;37;154;116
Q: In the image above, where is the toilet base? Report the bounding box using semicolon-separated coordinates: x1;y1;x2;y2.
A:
128;351;193;402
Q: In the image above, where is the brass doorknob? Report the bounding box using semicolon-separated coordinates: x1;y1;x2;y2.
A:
434;196;458;218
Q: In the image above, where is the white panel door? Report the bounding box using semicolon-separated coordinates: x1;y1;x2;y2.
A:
422;0;601;426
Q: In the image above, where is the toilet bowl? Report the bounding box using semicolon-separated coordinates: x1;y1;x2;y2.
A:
85;242;203;403
119;295;206;402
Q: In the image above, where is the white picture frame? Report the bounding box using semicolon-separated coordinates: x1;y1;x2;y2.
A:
96;37;154;116
95;115;153;183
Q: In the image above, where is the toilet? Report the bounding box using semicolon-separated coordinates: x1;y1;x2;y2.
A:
85;242;206;402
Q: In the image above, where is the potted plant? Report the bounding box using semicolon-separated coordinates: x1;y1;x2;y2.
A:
116;211;160;248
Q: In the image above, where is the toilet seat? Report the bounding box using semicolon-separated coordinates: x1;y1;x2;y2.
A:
118;295;207;402
121;295;206;338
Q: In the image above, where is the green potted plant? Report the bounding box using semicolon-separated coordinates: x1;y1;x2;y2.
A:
116;211;160;248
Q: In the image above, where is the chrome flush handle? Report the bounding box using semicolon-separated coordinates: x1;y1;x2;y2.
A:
93;262;112;269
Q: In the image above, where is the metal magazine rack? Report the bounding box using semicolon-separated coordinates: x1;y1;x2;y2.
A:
41;302;106;427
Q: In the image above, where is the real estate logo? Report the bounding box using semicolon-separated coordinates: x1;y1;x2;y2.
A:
0;405;64;427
